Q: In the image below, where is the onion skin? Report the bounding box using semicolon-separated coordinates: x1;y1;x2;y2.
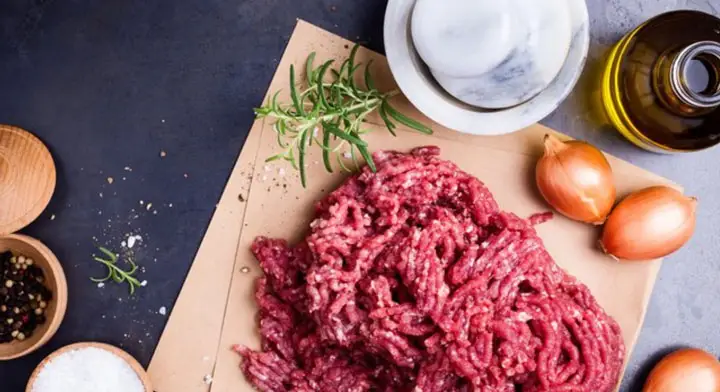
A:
643;348;720;392
600;186;696;261
536;134;616;224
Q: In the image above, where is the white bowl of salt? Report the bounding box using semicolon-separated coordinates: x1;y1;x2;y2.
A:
26;342;152;392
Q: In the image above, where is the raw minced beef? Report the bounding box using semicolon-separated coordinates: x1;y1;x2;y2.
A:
234;147;625;391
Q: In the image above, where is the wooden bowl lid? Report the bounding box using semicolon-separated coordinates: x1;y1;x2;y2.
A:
0;125;56;235
26;342;153;392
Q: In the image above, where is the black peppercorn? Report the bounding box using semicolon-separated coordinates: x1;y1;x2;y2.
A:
0;251;53;343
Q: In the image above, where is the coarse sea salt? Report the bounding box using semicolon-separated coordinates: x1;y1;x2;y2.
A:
31;347;144;392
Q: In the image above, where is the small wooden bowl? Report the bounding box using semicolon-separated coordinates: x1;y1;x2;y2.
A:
26;342;153;392
0;234;67;360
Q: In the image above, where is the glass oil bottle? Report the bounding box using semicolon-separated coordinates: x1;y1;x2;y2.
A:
601;10;720;153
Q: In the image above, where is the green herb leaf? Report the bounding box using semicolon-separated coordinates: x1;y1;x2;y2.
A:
322;128;333;173
337;153;351;172
347;45;360;94
364;60;376;91
289;65;304;116
298;131;308;188
271;90;282;113
316;60;335;110
91;246;142;295
266;153;285;162
305;52;316;85
356;144;376;172
378;102;397;137
383;102;433;134
324;122;367;146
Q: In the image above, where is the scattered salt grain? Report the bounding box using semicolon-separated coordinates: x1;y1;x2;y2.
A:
124;166;132;172
107;177;114;184
30;346;144;392
97;283;105;288
343;152;352;159
121;241;127;248
146;203;152;211
263;165;272;172
126;235;142;249
203;374;213;385
140;280;147;287
159;307;167;316
168;203;173;208
139;200;144;205
99;192;103;198
50;214;56;221
278;168;286;177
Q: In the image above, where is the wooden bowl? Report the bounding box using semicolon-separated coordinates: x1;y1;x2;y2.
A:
0;234;67;360
26;342;153;392
0;124;56;236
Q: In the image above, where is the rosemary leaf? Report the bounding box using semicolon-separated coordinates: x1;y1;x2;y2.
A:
265;153;285;163
337;153;351;172
306;52;316;85
364;60;376;91
299;131;309;187
356;144;376;172
349;144;360;171
378;102;397;137
91;246;142;295
324;122;367;146
271;90;281;113
289;64;304;116
317;60;335;110
384;102;433;134
322;128;333;173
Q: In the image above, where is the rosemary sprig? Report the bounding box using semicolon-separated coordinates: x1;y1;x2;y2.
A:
91;246;142;295
255;44;432;187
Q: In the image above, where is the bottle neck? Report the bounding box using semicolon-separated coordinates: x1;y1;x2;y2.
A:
654;41;720;116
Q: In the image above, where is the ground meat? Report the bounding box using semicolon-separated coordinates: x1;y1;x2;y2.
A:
235;147;625;391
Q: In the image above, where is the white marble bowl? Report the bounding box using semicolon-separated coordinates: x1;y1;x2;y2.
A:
384;0;589;135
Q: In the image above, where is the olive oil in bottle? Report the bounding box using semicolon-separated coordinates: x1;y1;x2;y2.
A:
601;10;720;153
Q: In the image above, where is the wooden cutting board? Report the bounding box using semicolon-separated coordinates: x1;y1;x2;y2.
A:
148;20;674;391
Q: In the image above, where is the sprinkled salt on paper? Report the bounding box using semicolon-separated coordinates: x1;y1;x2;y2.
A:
31;347;144;392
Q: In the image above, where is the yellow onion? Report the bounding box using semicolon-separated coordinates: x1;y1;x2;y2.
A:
535;134;616;224
644;348;720;392
600;186;697;261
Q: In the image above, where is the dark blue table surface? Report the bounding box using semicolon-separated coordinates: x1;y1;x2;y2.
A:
2;1;720;391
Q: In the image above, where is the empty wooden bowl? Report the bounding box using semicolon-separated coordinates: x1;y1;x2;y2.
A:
0;234;67;360
26;342;153;392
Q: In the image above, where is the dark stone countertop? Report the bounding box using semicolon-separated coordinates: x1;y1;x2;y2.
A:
0;1;718;391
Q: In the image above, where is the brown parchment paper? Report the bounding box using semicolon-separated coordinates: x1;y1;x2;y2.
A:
148;20;675;392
